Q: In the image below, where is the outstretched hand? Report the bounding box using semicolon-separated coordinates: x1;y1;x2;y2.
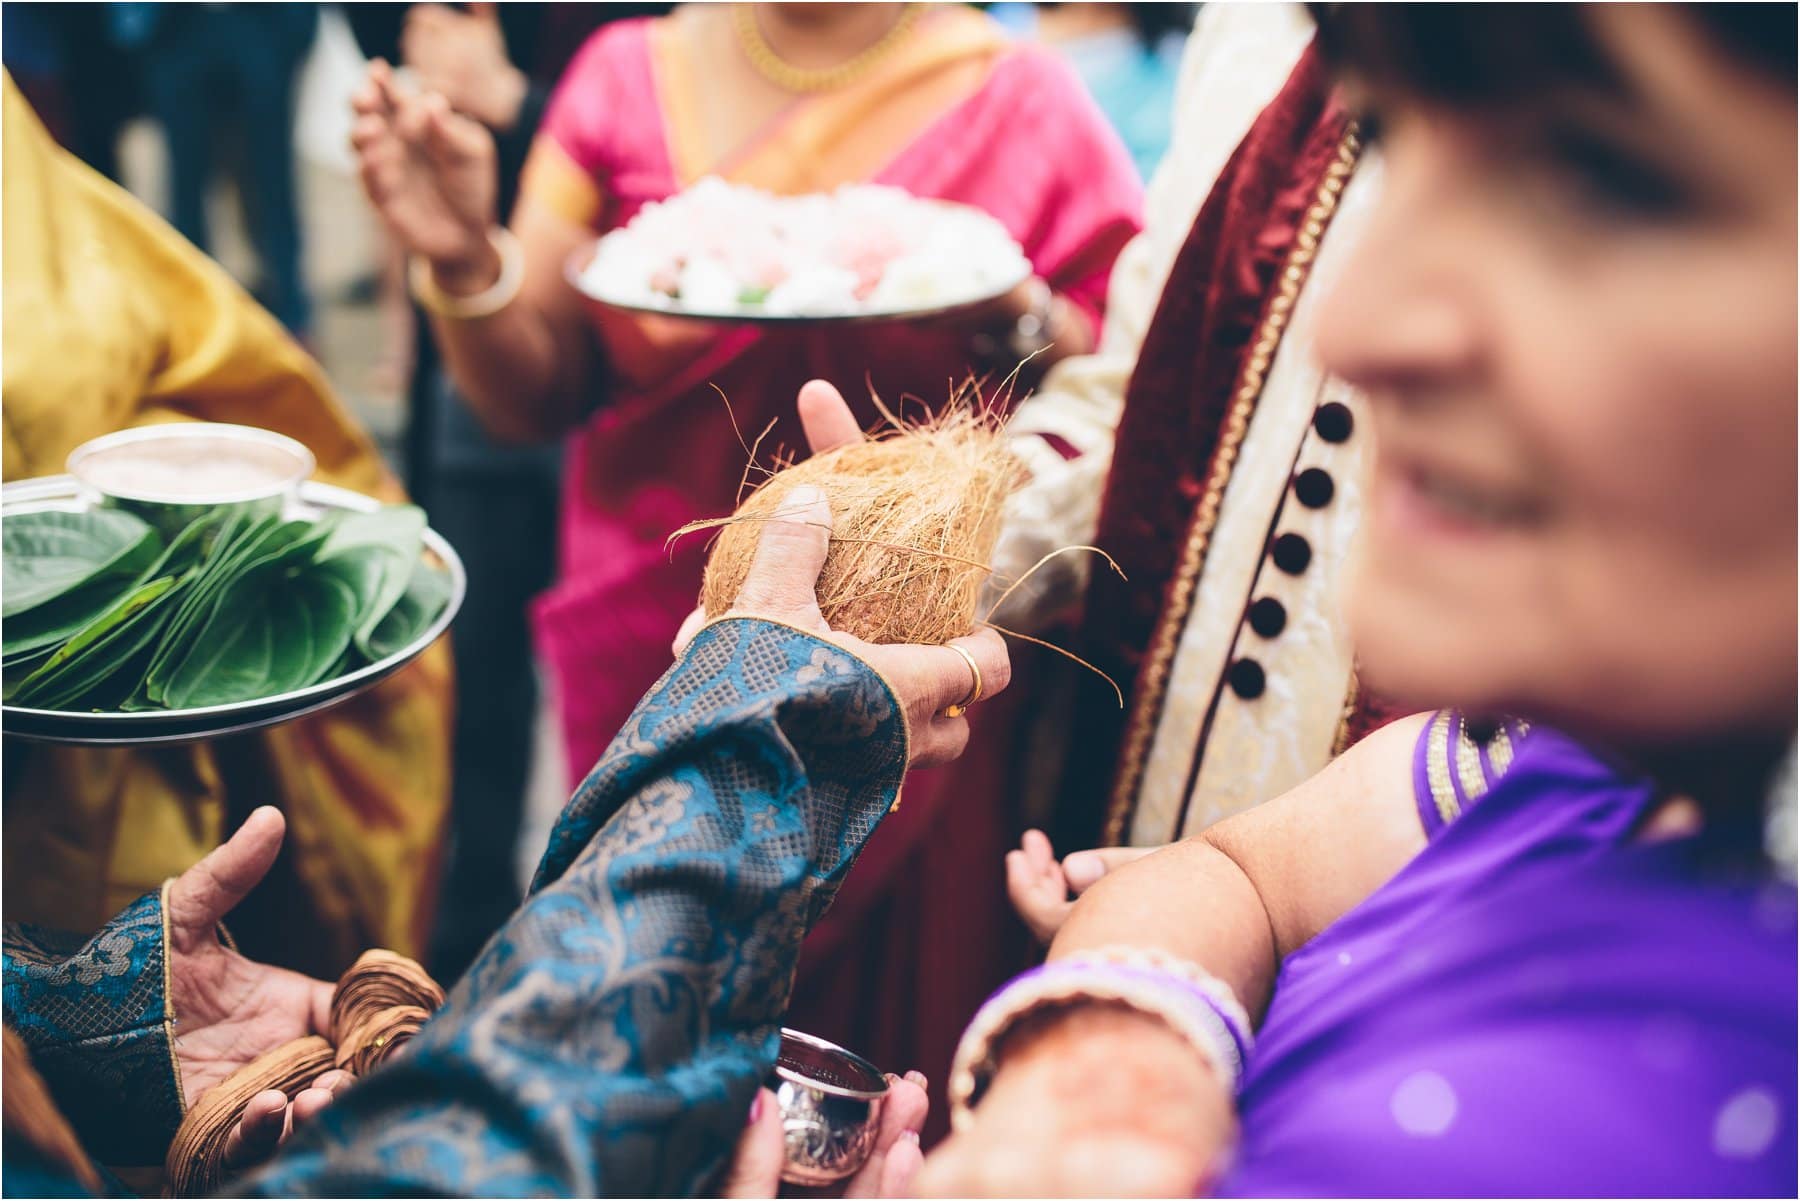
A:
166;808;337;1118
1005;829;1159;945
674;380;1010;770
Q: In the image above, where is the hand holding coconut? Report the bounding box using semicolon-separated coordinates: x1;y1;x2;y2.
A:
684;476;1010;770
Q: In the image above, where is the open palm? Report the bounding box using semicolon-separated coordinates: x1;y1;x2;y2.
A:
165;808;335;1104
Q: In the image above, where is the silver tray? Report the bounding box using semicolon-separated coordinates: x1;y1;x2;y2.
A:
2;476;465;746
566;243;1030;327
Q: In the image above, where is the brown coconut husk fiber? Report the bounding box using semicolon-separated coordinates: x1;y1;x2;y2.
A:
675;379;1127;706
680;385;1028;646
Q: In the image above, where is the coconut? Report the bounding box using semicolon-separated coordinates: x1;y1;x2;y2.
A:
683;402;1027;645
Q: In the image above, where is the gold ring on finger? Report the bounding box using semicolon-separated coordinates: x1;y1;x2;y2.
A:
942;643;983;718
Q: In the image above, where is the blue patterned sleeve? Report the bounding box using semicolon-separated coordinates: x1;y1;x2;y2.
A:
2;889;185;1167
248;617;911;1197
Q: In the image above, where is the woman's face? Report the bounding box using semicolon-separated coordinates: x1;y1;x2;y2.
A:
1318;8;1797;746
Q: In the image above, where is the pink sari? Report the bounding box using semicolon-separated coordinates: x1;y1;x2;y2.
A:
520;9;1142;1132
526;10;1140;779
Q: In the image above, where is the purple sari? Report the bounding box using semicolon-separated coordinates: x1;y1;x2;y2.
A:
1219;714;1797;1197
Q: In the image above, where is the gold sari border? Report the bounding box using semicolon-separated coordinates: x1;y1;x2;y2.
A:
1425;710;1461;826
519;137;605;231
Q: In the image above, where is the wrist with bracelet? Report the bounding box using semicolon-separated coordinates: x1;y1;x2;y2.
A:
971;276;1057;368
408;226;524;320
948;945;1253;1132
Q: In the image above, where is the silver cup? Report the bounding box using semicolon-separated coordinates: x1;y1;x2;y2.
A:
65;424;315;542
771;1028;889;1187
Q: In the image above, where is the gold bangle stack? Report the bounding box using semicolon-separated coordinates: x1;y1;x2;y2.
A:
733;4;922;94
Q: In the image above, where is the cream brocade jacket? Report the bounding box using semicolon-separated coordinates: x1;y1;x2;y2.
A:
991;3;1380;845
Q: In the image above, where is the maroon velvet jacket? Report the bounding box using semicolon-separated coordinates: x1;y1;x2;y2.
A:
1055;47;1398;849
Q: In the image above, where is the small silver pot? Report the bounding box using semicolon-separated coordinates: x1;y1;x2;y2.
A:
770;1028;889;1187
65;423;314;541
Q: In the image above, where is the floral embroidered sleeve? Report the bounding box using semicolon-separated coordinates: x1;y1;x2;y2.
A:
2;890;185;1167
247;616;910;1196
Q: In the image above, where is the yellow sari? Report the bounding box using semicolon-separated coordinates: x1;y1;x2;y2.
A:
0;76;451;976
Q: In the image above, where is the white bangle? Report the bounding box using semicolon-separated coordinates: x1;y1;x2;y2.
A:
409;227;524;320
948;945;1254;1132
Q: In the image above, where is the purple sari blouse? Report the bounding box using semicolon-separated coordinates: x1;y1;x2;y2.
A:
1219;714;1796;1197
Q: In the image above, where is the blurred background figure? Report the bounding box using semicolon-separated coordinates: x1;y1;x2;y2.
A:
1;2;144;182
344;1;667;980
992;2;1196;182
114;3;320;336
352;0;1142;1135
0;71;452;983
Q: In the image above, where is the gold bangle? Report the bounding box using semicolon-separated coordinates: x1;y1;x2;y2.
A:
409;227;524;320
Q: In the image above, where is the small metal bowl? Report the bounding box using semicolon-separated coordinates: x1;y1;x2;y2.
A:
65;424;315;541
770;1028;889;1187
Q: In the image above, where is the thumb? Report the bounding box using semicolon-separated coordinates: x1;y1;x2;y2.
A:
1063;844;1157;894
720;1089;785;1198
731;485;832;624
797;379;864;454
167;807;286;945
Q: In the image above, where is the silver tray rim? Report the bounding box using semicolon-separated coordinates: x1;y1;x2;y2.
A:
2;476;465;746
564;240;1032;327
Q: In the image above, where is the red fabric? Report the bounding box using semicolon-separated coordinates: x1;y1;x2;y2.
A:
1052;47;1356;849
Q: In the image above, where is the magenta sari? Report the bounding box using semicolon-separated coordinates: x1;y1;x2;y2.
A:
526;11;1141;781
519;10;1142;1134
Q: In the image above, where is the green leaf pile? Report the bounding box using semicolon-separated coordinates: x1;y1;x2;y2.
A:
2;504;448;712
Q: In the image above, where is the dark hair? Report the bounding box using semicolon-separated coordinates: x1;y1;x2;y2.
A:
1309;3;1796;110
1123;3;1198;52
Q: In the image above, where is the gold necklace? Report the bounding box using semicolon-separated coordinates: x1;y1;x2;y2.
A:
734;4;922;94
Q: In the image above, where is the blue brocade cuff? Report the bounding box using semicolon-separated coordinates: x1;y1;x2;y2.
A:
2;890;184;1166
249;617;911;1197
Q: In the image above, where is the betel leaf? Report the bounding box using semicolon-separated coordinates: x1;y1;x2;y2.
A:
16;535;212;711
2;644;56;702
317;505;425;560
99;512;235;708
2;509;160;618
160;555;362;709
4;509;222;664
299;545;388;659
18;576;188;712
145;508;255;659
141;514;327;705
4;499;452;713
3;573;138;662
364;560;452;662
316;506;426;656
8;576;178;707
